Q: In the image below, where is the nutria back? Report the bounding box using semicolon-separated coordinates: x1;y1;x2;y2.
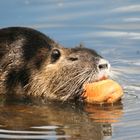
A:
0;27;110;103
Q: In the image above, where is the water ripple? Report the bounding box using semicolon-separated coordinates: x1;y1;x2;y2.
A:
112;5;140;12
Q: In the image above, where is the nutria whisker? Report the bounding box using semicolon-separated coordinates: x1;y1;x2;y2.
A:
61;71;92;101
51;69;91;95
51;69;97;101
67;69;97;101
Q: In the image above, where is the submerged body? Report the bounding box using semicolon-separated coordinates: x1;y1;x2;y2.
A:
0;27;110;103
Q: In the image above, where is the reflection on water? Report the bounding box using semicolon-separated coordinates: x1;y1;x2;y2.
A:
85;104;123;123
0;0;140;139
0;102;123;140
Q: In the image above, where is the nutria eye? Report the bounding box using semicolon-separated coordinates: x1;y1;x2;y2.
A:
51;49;61;63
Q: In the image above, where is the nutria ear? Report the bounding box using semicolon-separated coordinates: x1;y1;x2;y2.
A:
76;43;85;48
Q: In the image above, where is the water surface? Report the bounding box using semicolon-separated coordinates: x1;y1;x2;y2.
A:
0;0;140;139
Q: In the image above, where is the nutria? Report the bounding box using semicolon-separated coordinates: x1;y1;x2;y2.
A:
0;27;110;103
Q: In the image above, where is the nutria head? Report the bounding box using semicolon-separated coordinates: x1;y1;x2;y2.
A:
28;45;110;102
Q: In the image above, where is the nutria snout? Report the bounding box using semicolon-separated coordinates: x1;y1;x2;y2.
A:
0;27;110;102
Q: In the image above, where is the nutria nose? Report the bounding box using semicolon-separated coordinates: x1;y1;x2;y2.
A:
98;59;110;71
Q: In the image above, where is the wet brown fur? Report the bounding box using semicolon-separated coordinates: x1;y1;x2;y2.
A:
0;27;102;103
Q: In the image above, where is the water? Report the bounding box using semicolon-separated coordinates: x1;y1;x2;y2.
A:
0;0;140;139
